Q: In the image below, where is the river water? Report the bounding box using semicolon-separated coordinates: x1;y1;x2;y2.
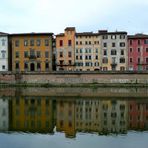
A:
0;87;148;148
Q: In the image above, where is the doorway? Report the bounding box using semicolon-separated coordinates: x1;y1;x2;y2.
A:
30;63;35;71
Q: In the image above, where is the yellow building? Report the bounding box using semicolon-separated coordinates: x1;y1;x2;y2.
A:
9;96;54;133
75;33;101;71
56;27;75;71
10;33;53;72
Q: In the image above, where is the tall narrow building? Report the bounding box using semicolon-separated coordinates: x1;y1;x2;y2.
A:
99;30;128;71
0;32;9;71
128;34;148;71
56;27;75;71
75;32;101;71
10;33;53;72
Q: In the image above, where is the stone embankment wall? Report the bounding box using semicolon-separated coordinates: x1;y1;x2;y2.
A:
0;72;148;85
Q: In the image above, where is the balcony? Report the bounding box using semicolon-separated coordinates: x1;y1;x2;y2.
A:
29;55;36;59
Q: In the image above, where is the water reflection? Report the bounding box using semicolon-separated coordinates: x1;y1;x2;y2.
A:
0;88;148;138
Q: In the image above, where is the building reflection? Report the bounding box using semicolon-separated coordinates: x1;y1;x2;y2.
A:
9;96;54;133
0;96;148;137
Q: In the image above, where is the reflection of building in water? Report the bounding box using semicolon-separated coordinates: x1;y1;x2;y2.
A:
56;100;76;138
9;96;54;133
0;98;9;131
75;99;100;133
128;101;148;130
99;100;128;134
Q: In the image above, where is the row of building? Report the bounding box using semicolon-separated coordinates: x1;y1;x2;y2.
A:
1;97;148;137
1;27;148;72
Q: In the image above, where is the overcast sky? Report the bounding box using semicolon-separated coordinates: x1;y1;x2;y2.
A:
0;0;148;35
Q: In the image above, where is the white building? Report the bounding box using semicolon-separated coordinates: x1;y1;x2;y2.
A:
0;98;9;131
0;32;9;71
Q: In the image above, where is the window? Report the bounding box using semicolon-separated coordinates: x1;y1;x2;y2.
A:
76;41;78;45
103;42;107;47
45;39;49;46
30;49;35;58
2;65;5;70
138;58;140;64
68;51;72;58
80;49;83;53
2;39;6;46
120;58;125;63
60;40;63;46
96;48;98;53
60;60;63;65
112;42;116;47
111;50;117;55
76;55;78;60
146;48;148;52
45;62;49;70
102;58;108;63
68;40;72;46
144;39;148;44
146;58;148;64
120;42;125;47
96;55;98;60
89;48;91;53
102;35;108;39
80;41;82;45
15;62;19;69
138;48;140;52
76;49;78;53
103;67;108;71
120;35;125;39
89;55;91;60
15;40;19;47
111;35;116;39
37;63;41;70
129;40;132;45
37;39;41;46
103;50;107;56
130;58;132;63
138;40;141;45
69;60;72;65
130;48;133;52
37;51;41;58
24;51;28;58
1;50;6;58
85;41;88;45
60;52;63;57
24;40;28;46
45;51;49;58
121;50;124;55
89;41;91;45
24;63;28;70
80;55;82;60
15;51;19;58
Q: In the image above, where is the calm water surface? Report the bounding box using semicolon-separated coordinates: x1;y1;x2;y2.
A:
0;87;148;148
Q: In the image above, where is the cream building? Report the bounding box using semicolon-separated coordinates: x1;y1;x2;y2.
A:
0;32;8;71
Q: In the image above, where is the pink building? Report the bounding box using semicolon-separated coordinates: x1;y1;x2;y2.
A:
128;34;148;71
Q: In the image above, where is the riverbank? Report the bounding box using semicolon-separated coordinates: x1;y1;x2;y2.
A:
0;72;148;87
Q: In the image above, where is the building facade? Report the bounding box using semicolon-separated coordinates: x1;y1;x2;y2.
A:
56;27;75;71
99;30;128;71
75;33;101;71
0;32;8;71
10;33;53;72
128;34;148;71
0;98;9;131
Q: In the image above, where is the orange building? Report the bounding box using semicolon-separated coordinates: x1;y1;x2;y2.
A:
56;27;75;71
10;33;53;72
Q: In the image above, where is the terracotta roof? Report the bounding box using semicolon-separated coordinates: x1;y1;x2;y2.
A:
0;32;9;35
10;32;53;36
56;33;64;37
65;27;75;31
128;34;148;39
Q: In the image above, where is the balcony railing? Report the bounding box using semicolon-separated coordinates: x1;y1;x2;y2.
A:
29;55;36;59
